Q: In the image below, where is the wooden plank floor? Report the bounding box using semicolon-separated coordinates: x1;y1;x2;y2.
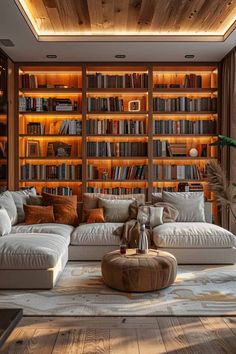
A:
1;316;236;353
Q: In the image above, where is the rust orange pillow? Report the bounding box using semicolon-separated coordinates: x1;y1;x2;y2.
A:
42;192;77;209
23;205;55;225
84;208;105;224
53;204;78;226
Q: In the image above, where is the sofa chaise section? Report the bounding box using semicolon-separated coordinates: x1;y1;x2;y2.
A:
0;233;69;289
153;222;236;264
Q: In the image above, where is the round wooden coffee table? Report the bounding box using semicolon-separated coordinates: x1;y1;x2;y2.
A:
101;249;177;292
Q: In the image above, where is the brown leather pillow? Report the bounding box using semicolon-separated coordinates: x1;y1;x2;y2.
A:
23;205;55;225
53;204;78;226
42;192;77;209
84;208;105;224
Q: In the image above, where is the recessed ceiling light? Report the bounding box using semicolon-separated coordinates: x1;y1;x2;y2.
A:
115;54;126;59
46;54;57;58
185;54;195;59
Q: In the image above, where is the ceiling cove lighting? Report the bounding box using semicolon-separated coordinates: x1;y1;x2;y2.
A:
15;0;236;42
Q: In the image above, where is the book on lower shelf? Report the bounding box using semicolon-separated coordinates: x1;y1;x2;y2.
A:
153;119;216;135
21;164;82;180
87;119;145;135
153;164;202;180
153;97;217;112
87;142;147;157
87;165;147;180
86;187;146;194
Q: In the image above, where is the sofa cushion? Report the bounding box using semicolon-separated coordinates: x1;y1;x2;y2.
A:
0;207;11;236
24;205;55;224
11;188;37;223
71;223;122;246
98;198;134;223
83;193;145;210
0;233;68;269
10;223;74;245
162;191;205;222
0;191;17;225
153;222;236;249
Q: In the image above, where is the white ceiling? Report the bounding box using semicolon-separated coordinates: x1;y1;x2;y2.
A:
0;0;236;62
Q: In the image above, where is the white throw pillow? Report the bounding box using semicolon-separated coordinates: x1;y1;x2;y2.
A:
137;205;164;227
162;191;206;222
0;207;11;236
98;198;134;222
0;191;17;225
11;188;37;223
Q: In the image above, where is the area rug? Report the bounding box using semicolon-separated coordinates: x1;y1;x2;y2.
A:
0;262;236;316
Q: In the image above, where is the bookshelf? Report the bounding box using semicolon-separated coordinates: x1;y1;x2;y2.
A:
0;52;8;191
16;63;219;216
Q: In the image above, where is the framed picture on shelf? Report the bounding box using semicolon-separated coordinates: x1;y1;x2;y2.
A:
128;100;141;112
26;140;40;157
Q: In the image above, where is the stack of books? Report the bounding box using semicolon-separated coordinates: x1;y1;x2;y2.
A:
59;120;82;135
19;97;78;112
87;119;145;135
153;119;217;135
168;143;187;156
153;97;217;112
87;97;124;112
153;164;201;180
87;142;147;157
21;164;82;180
87;73;148;88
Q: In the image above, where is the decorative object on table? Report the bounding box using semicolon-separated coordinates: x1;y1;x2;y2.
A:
137;208;149;254
119;238;127;255
189;147;198;157
26;140;40;157
101;249;177;292
128;100;141;112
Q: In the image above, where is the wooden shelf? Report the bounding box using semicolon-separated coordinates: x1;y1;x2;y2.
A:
153;88;217;93
20;180;82;182
87;156;148;160
153;157;216;160
19;88;82;94
19;157;82;160
153;134;217;137
87;88;148;93
153;111;217;115
19;111;82;115
153;179;207;183
87;111;148;115
86;179;147;182
87;134;147;137
19;134;82;138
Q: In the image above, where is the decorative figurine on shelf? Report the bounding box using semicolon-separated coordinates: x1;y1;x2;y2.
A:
189;147;198;157
102;170;108;181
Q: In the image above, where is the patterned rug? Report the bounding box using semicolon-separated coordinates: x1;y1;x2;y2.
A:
0;262;236;316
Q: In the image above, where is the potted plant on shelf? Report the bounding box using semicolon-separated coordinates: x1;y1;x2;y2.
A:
207;135;236;220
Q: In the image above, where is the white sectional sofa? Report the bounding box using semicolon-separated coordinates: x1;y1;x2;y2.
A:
0;190;235;289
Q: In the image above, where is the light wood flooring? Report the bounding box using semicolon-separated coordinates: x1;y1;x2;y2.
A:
1;316;236;353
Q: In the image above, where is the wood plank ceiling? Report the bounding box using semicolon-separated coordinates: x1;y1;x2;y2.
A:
16;0;236;38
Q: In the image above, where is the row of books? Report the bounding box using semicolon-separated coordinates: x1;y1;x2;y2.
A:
19;97;79;112
86;73;148;88
86;119;145;135
87;165;147;180
153;97;217;112
153;119;217;135
87;142;147;157
153;164;201;180
59;120;82;135
0;165;7;180
87;187;146;194
26;122;44;135
42;186;73;196
19;74;38;89
153;182;204;192
21;164;82;180
153;141;189;157
87;97;124;112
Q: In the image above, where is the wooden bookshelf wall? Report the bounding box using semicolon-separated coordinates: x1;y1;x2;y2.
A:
16;63;219;209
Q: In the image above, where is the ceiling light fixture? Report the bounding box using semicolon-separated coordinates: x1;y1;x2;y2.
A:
46;54;57;58
115;54;126;59
185;54;195;59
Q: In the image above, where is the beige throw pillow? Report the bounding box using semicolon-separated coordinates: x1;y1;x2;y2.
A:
137;206;164;227
98;198;134;223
